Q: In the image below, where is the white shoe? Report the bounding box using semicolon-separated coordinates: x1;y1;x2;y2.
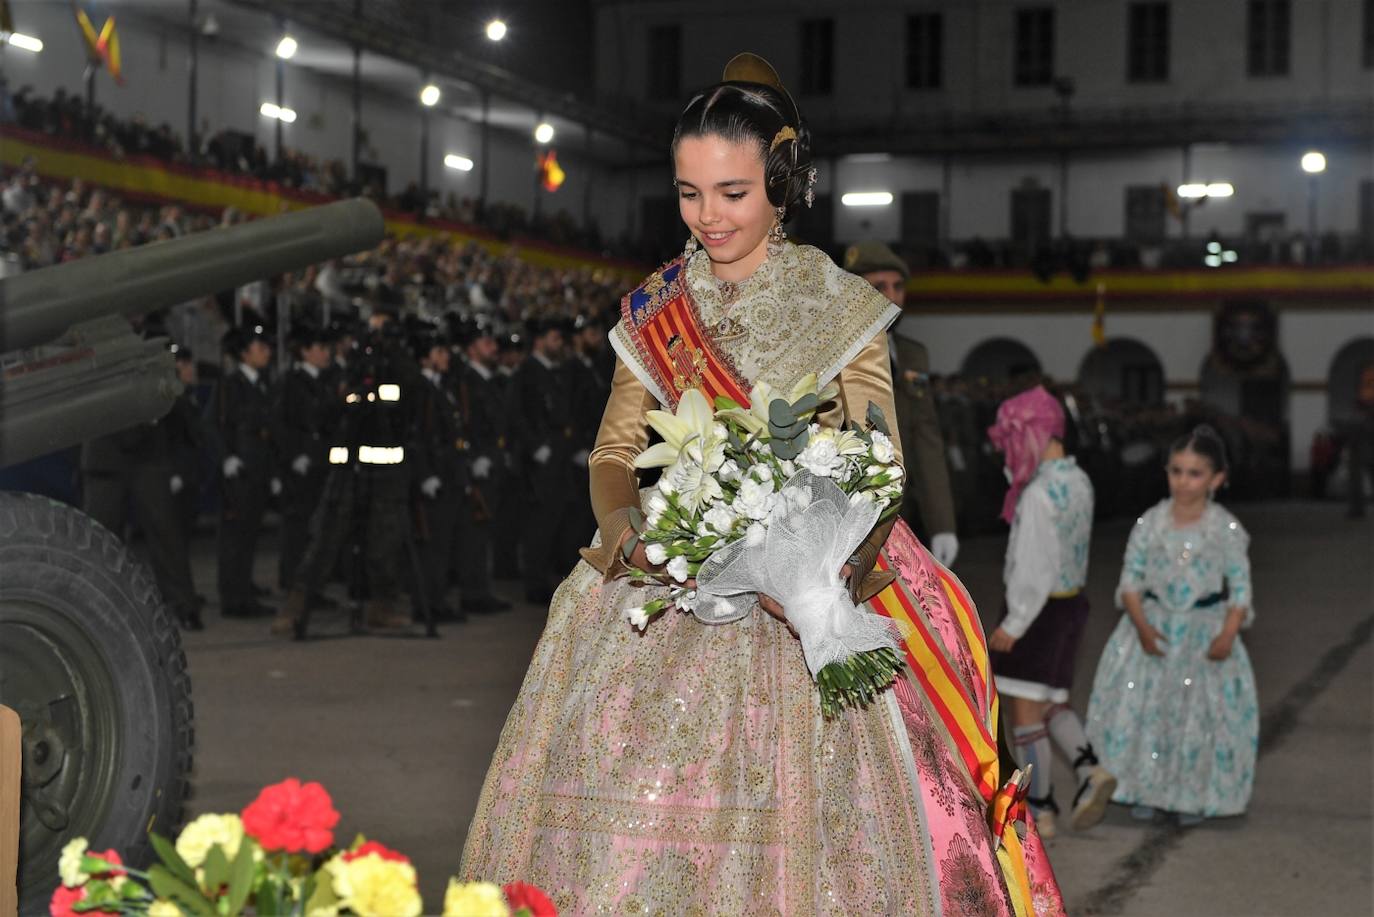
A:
1071;765;1118;831
1031;804;1057;840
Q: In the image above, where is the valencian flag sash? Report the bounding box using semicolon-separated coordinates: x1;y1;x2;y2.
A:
621;261;1036;912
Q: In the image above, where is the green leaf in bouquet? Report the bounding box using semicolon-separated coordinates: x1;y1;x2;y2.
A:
224;839;257;916
865;401;891;436
620;532;639;561
768;399;796;427
627;506;645;531
203;845;230;894
304;865;342;917
149;865;216;917
255;882;280;917
770;417;809;441
791;393;819;416
714;395;743;411
150;831;196;885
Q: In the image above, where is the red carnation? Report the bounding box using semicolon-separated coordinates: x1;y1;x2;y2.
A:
241;778;340;854
341;840;410;864
503;881;557;917
49;884;117;917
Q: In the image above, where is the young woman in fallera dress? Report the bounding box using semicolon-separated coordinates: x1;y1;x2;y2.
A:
1086;427;1260;825
460;54;1064;915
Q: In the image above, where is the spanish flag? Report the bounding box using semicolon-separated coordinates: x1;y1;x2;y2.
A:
75;5;123;84
538;150;565;192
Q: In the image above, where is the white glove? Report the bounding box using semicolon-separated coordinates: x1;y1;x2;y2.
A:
930;532;960;567
291;454;311;476
420;475;442;499
571;448;590;468
222;455;244;479
471;456;493;480
270;477;282;497
532;444;552;465
169;475;183;495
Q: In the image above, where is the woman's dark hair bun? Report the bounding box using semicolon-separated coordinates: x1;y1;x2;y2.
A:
672;80;814;222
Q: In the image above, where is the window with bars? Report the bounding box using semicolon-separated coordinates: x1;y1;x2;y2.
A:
906;13;944;89
647;25;682;100
800;19;835;95
1128;2;1170;82
1247;0;1290;77
1014;7;1056;86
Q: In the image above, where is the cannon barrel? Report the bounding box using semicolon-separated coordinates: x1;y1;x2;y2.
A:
0;199;385;468
0;198;384;352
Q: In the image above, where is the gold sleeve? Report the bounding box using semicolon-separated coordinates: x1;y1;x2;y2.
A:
832;331;904;603
578;358;658;579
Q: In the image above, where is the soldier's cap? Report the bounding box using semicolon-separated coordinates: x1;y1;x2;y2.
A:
410;329;447;362
223;323;271;354
842;240;909;281
168;341;194;362
529;315;572;340
290;323;334;351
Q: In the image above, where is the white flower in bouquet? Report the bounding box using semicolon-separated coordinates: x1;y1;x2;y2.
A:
780;459;798;478
751;462;773;483
703;504;737;534
645;491;669;526
735;477;776;521
744;521;767;546
634;388;718;470
660;449;723;513
797;435;844;478
869;430;896;464
718;459;742;483
849;490;877;507
626;605;651;630
644;542;668;565
666;555;691;583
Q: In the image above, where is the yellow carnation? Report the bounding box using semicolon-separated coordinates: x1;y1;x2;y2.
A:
443;880;511;917
58;837;89;887
148;899;181;917
328;853;422;917
174;813;245;868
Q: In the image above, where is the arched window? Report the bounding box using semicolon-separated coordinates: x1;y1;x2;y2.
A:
959;338;1041;385
1077;338;1165;406
1327;337;1374;427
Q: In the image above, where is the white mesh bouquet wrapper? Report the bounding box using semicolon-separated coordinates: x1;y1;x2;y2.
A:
694;471;898;678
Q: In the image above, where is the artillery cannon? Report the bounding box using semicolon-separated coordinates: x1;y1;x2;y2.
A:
0;198;385;911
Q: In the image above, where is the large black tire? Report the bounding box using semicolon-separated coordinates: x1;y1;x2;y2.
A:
0;492;194;914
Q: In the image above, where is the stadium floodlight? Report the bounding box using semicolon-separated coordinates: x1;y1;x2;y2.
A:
445;154;475;171
420;84;441;107
1205;183;1234;198
486;19;508;41
275;35;297;59
1301;151;1327;174
4;33;43;52
534;122;555;144
260;102;296;123
1204;254;1222;268
1177;184;1208;199
841;191;894;207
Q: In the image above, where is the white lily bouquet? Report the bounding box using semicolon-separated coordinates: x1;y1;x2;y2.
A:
621;375;908;717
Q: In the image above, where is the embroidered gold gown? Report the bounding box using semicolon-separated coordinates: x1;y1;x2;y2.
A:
460;244;1064;916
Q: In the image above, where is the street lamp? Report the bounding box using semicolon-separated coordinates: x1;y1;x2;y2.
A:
1302;150;1326;263
486;19;507;41
419;84;441;107
534;122;554;144
275;34;297;59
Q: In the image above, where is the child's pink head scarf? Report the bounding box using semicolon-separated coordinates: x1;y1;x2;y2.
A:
987;386;1065;524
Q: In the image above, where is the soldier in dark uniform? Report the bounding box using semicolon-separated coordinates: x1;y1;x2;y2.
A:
211;324;278;618
490;328;528;581
82;338;203;631
272;324;341;594
565;313;611;552
844;241;961;568
166;343;206;543
453;320;512;614
511;317;576;603
412;328;468;622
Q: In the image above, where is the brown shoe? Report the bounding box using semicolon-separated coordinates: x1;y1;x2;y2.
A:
271;590;307;638
364;600;412;631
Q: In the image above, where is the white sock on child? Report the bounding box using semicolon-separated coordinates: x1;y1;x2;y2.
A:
1012;724;1054;807
1045;703;1096;783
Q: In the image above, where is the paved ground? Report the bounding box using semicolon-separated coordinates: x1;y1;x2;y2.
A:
176;500;1372;915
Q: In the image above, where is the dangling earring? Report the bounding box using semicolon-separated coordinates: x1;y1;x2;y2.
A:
684;234;699;258
768;206;787;247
